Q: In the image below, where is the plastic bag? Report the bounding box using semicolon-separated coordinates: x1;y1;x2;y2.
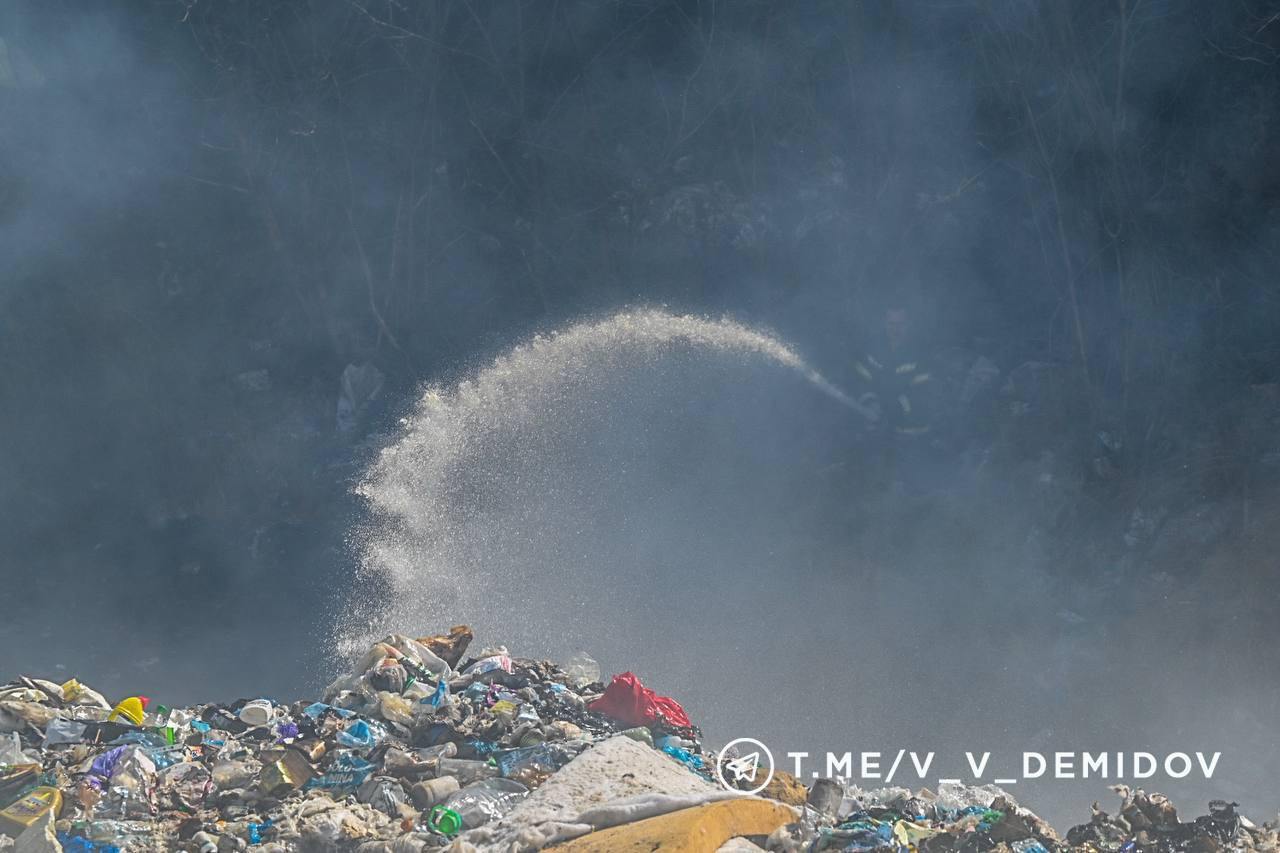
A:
357;776;409;816
563;652;601;687
98;748;158;819
0;731;39;764
60;679;112;710
302;702;354;720
463;655;513;679
587;672;692;729
0;701;59;732
377;692;414;727
306;753;376;793
336;719;384;750
660;744;704;771
422;678;451;710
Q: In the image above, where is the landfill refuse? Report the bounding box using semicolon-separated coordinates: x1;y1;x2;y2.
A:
1;629;1277;851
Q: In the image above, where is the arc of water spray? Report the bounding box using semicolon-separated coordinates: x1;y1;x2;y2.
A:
338;309;859;654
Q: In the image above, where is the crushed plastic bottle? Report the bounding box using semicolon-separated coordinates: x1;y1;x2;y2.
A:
432;757;498;785
415;742;459;760
442;778;529;830
495;743;567;783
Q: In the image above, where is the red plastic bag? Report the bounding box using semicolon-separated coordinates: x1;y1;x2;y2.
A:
587;672;692;729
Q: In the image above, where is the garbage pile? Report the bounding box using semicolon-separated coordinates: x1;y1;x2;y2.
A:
776;785;1279;852
0;627;1274;852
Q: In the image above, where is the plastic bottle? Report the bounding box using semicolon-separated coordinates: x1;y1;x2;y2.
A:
413;742;458;761
431;758;497;785
442;779;529;829
495;743;561;780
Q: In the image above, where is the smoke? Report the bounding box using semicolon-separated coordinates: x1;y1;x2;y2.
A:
1;0;1278;829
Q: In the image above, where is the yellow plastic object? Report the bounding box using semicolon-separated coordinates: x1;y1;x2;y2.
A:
60;679;83;701
0;786;63;837
490;700;518;720
549;798;796;852
894;819;939;845
107;696;148;726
